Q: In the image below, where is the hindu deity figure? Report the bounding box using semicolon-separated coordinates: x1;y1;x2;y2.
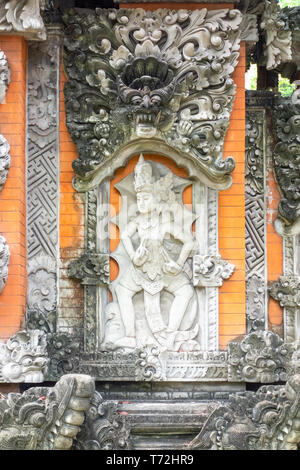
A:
103;155;200;352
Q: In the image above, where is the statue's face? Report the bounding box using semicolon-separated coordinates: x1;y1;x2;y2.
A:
137;191;156;214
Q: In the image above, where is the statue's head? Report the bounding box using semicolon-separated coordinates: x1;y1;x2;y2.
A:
134;155;156;214
134;155;175;214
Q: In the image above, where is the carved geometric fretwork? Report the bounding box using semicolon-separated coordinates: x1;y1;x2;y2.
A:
26;30;61;328
63;7;243;190
245;109;267;333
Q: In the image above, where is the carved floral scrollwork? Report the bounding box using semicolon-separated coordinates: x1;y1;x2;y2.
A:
188;374;300;450
260;0;292;70
193;254;235;287
135;345;166;381
74;391;131;450
68;252;110;286
0;234;9;293
228;331;293;383
0;0;46;40
0;134;10;193
269;275;300;309
0;50;10;103
63;7;243;189
272;99;300;232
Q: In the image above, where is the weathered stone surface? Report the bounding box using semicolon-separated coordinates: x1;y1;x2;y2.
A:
0;135;10;194
228;330;293;383
0;235;9;294
74;391;131;450
68;252;109;286
0;374;94;450
0;330;48;383
188;374;300;450
62;7;243;190
0;49;10;103
272;98;300;234
193;254;235;287
0;0;46;40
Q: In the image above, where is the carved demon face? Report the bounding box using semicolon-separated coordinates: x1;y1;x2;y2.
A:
117;56;177;138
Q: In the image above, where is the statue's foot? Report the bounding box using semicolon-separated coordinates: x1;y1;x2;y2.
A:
114;336;136;349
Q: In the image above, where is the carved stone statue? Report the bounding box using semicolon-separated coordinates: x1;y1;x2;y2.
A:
103;155;200;352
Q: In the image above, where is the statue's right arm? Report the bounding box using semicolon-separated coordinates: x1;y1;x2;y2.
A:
121;221;137;260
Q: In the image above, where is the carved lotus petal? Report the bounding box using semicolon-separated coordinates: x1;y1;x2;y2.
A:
109;45;131;70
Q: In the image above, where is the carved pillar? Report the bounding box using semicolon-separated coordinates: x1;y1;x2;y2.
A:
26;26;62;332
269;97;300;343
245;108;267;332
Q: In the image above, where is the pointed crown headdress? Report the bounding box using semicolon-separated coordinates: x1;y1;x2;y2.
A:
134;154;153;193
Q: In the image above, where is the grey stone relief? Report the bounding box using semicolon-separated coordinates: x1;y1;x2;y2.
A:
0;374;95;450
268;95;300;344
0;234;9;294
0;50;10;294
63;7;243;191
0;0;46;40
0;329;48;383
0;49;10;104
188;373;300;450
245;109;267;333
26;31;61;333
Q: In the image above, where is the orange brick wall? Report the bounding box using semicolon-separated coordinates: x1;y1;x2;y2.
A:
58;61;85;332
219;43;246;349
0;36;27;340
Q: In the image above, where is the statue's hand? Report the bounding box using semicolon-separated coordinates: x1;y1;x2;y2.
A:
163;259;182;275
133;245;148;266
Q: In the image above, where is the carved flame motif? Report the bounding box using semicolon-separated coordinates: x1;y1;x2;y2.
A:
63;8;242;187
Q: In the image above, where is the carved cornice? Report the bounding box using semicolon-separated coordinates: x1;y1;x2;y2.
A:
269;275;300;309
68;252;110;286
0;0;46;40
63;7;243;190
228;330;294;382
188;373;300;450
0;374;95;450
193;254;235;287
272;98;300;235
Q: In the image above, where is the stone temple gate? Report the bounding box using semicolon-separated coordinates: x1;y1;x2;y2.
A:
0;0;298;451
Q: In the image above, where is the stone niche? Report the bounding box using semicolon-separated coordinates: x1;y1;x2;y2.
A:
63;6;242;381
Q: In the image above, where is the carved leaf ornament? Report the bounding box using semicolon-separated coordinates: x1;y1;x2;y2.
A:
63;7;243;190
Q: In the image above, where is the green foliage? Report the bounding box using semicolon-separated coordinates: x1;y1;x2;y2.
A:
278;77;296;97
279;0;300;7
